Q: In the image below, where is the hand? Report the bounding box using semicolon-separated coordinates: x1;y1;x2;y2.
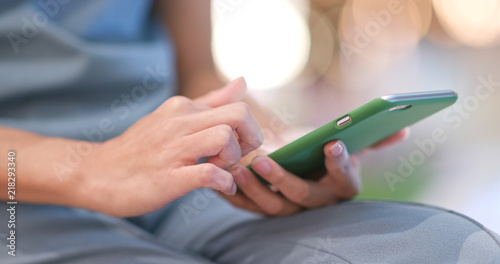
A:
75;78;263;217
221;128;409;216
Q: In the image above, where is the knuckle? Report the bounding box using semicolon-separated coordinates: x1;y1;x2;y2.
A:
165;96;192;111
255;129;264;147
341;162;350;172
216;125;236;144
334;166;347;177
234;102;263;147
199;164;231;191
232;102;251;119
269;169;287;185
199;163;218;184
217;124;234;136
210;125;241;167
328;160;348;176
235;101;251;113
325;160;360;200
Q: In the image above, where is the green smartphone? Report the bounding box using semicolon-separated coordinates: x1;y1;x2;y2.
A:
248;90;458;182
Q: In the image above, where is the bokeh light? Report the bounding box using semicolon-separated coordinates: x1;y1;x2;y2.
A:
209;0;500;233
337;0;432;89
433;0;500;48
307;9;335;78
211;0;310;90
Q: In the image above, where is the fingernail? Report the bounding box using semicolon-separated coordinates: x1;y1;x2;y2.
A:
329;141;344;157
229;182;237;195
252;156;270;175
231;166;246;186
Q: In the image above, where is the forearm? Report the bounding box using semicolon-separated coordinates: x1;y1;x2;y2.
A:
0;127;85;207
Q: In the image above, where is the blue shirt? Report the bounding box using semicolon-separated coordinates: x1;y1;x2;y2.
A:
0;0;177;141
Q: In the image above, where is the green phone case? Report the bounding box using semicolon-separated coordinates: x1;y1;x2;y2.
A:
248;90;458;182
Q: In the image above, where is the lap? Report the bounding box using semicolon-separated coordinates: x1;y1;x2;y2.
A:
210;201;500;263
152;190;500;263
0;203;214;264
2;191;499;264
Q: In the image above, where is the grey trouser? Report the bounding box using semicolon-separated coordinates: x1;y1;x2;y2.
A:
1;190;499;264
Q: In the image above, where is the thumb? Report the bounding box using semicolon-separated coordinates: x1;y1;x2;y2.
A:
195;77;247;108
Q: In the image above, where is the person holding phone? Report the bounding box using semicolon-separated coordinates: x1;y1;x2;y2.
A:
0;1;499;263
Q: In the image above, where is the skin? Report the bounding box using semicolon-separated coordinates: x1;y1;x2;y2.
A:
0;77;407;218
157;0;409;216
224;130;409;216
0;79;262;217
0;1;409;218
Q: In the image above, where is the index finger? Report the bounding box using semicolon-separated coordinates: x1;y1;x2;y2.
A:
194;77;247;108
183;102;264;156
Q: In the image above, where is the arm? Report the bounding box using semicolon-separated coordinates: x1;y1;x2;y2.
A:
157;0;220;98
157;0;410;216
0;79;262;217
0;128;84;206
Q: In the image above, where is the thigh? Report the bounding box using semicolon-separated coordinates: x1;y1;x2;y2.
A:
0;203;214;264
194;201;500;264
142;188;261;253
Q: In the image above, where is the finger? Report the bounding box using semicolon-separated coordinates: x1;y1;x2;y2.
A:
350;154;361;175
369;127;410;149
175;163;237;196
218;191;265;214
320;140;361;200
238;147;268;168
250;156;337;208
184;102;264;156
157;95;211;117
180;124;241;169
231;165;302;216
195;77;247;108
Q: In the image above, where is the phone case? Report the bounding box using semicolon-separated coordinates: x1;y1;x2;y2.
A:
248;91;458;182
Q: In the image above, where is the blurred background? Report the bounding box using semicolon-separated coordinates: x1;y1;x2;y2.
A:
211;0;500;233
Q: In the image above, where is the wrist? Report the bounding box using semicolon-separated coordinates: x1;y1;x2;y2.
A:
38;137;105;212
14;137;84;207
68;140;109;213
